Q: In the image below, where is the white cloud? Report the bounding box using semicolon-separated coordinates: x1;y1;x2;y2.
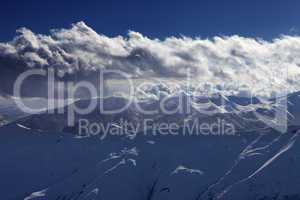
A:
0;21;300;97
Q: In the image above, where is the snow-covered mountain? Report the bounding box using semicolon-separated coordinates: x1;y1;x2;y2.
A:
0;91;300;200
13;91;300;135
1;123;300;200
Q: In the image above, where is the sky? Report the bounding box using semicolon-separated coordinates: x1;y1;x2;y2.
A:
0;0;300;41
1;0;300;98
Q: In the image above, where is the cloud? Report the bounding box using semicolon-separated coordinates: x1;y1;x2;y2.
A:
0;21;300;97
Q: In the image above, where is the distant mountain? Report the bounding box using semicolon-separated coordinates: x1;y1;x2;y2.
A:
12;91;300;135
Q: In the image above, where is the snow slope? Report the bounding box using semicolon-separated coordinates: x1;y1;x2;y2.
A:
1;92;300;199
0;122;300;200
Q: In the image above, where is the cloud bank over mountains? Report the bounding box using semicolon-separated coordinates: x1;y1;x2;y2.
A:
0;21;300;97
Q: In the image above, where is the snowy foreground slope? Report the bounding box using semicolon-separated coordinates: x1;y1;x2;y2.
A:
1;123;300;200
1;92;300;200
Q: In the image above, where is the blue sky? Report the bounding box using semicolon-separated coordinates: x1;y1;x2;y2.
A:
0;0;299;41
1;0;300;98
